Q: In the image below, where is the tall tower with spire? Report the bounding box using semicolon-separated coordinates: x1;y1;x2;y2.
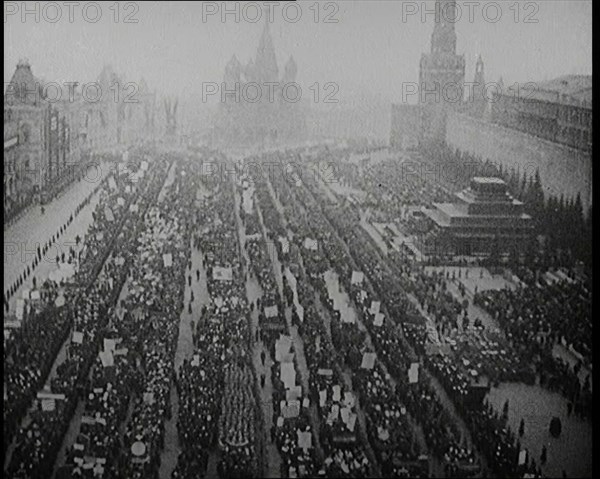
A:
431;0;458;55
469;55;487;117
254;4;279;84
213;3;306;148
418;0;465;145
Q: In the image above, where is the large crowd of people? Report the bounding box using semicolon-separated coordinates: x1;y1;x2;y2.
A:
6;150;172;478
3;142;591;479
195;168;260;479
474;276;592;418
263;158;435;477
294;152;537;477
252;162;377;478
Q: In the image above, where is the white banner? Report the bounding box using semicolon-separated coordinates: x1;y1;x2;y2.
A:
351;271;364;285
16;299;25;320
303;238;318;251
408;362;419;384
361;352;376;370
99;350;114;368
286;386;302;401
332;384;341;402
319;390;327;408
103;338;116;353
37;392;66;400
347;413;357;432
275;335;292;362
41;398;56;412
280;362;296;389
283;400;300;418
297;431;312;450
344;405;355;424
279;236;290;254
213;266;232;281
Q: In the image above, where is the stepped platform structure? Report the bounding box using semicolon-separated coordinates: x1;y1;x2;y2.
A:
421;177;534;256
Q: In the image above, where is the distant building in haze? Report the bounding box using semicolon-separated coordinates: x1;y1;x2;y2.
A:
211;5;307;148
491;75;592;152
4;60;158;221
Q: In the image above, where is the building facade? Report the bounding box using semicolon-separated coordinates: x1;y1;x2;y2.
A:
4;60;49;215
491;75;592;152
4;61;158;220
80;65;156;154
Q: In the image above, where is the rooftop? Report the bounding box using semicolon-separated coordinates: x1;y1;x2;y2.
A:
504;75;592;108
4;59;41;106
472;177;505;185
424;203;532;222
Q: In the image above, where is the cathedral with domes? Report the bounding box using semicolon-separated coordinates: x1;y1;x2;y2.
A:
210;7;307;148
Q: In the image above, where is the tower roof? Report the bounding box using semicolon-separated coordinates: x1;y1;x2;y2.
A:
431;0;458;55
474;54;484;79
97;64;122;90
283;55;297;83
224;55;242;83
226;54;242;70
139;77;149;94
254;4;279;83
5;59;41;105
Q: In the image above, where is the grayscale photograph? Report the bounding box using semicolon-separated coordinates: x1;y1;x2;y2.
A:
3;1;592;478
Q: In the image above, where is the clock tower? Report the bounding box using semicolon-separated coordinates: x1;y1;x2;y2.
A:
419;0;465;146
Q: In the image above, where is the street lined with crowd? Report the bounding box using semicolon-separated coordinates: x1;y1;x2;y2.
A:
4;142;590;479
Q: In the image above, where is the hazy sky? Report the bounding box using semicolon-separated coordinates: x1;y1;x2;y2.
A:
4;1;593;106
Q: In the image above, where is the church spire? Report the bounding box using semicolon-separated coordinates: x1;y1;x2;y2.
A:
473;54;484;88
469;54;486;115
431;0;457;55
475;55;484;77
255;3;279;83
282;55;297;84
